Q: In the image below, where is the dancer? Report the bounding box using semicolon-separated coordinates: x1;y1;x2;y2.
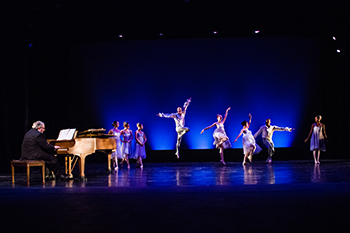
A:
157;98;191;158
120;122;133;169
254;119;294;164
132;123;147;168
233;114;262;165
200;107;231;165
304;115;328;164
108;121;122;170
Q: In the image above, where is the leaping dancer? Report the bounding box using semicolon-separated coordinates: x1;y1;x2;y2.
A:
157;98;191;159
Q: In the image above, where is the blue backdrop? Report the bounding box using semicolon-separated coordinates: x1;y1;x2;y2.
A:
71;37;320;151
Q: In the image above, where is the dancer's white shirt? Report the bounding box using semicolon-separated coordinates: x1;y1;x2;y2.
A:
254;125;291;141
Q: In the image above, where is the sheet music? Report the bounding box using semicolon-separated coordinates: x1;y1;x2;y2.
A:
57;128;76;140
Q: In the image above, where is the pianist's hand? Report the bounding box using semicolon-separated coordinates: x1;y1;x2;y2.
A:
54;146;61;149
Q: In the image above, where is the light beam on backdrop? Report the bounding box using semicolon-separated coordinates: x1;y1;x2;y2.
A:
71;37;320;151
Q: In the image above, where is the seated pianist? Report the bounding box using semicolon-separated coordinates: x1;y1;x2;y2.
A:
20;120;67;180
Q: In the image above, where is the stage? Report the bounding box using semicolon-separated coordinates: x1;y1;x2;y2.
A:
1;159;350;233
1;1;349;232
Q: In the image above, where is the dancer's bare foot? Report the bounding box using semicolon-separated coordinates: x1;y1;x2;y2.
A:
220;160;226;166
175;152;180;159
248;155;252;163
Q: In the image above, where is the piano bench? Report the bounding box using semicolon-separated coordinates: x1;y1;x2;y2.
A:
11;160;46;185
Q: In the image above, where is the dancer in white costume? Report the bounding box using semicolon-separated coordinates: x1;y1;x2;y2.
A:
233;114;262;165
305;115;328;164
108;121;122;170
201;107;231;165
120;122;133;169
157;98;191;158
132;123;147;168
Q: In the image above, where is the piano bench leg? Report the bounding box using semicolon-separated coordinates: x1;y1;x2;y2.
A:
10;160;45;185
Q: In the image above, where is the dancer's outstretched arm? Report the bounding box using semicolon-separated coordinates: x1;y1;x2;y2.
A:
233;129;244;143
183;97;191;114
200;123;216;134
248;113;252;128
222;107;231;124
157;113;176;118
273;126;294;132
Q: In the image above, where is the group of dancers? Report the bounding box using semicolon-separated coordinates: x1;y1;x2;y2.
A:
157;98;328;165
108;121;147;170
111;98;328;169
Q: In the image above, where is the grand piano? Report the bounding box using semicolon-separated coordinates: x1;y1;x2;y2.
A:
49;128;116;181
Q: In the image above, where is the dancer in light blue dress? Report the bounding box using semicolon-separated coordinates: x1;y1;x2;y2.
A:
108;121;122;170
233;114;261;165
201;107;231;165
132;123;147;168
120;122;133;169
305;115;328;164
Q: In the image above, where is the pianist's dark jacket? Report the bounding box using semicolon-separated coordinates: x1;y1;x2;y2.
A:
21;128;56;160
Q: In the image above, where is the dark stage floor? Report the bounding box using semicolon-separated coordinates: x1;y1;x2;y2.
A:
1;159;350;233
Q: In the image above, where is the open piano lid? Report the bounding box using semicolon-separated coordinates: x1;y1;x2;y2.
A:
76;128;113;138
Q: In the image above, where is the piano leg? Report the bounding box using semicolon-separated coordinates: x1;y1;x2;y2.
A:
65;156;68;175
64;155;74;179
79;154;88;181
107;151;112;174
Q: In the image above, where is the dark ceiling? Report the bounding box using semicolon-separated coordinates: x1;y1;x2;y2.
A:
2;0;349;45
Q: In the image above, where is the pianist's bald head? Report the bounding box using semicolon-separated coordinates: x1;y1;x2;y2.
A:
32;121;45;130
